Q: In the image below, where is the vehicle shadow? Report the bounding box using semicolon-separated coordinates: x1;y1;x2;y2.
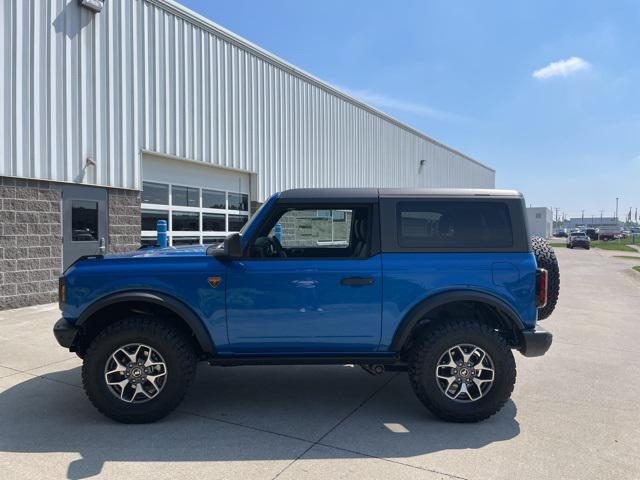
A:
0;364;520;479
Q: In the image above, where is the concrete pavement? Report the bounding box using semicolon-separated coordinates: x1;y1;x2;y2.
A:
0;247;639;479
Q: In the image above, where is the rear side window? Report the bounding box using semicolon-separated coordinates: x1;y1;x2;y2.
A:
397;201;513;249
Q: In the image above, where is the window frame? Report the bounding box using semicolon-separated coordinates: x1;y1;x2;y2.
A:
243;201;380;261
141;180;250;246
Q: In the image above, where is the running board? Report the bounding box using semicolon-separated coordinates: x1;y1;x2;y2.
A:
208;356;404;367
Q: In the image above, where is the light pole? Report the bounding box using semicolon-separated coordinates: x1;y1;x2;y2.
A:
616;197;619;223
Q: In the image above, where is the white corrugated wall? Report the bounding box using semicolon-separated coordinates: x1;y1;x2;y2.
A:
0;0;495;201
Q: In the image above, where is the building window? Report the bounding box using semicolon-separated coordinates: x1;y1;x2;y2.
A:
228;192;248;211
228;214;249;232
142;182;169;205
172;211;199;231
141;210;169;231
536;213;542;219
203;213;226;232
172;185;199;207
172;236;201;246
202;189;226;209
141;181;249;246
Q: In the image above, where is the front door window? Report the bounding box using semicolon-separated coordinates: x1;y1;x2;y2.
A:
249;207;369;259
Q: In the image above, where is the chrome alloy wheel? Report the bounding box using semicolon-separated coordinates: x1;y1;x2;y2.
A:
104;344;167;403
435;344;495;403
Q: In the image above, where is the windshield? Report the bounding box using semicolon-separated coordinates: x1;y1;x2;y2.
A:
239;201;269;235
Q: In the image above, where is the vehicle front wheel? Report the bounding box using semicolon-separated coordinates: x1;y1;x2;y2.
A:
408;320;516;423
82;316;197;423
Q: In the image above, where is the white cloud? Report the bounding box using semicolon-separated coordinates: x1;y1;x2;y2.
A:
532;57;591;80
336;86;464;121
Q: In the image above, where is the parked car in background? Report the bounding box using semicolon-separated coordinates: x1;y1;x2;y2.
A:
567;231;591;249
585;228;599;241
598;227;623;241
554;229;568;237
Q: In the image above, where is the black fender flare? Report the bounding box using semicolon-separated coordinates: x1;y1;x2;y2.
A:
76;291;216;355
390;290;525;352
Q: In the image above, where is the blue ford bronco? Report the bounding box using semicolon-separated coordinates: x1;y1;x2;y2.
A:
54;188;559;423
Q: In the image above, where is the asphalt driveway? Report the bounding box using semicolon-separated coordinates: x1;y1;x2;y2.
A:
1;247;639;479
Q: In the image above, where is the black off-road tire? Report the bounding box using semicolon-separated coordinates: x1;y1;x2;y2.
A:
408;320;516;423
82;316;197;423
531;236;560;320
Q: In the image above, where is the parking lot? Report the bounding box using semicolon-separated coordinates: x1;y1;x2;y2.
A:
1;247;639;480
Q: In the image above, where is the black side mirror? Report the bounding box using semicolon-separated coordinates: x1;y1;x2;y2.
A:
206;233;243;258
222;232;242;259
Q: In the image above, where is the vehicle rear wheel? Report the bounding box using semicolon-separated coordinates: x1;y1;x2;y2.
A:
531;236;560;320
82;316;197;423
408;320;516;423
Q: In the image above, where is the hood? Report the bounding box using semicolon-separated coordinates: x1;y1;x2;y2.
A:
104;244;209;259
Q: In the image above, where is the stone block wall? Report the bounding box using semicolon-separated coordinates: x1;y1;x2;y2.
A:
0;179;141;310
0;177;62;310
107;189;141;254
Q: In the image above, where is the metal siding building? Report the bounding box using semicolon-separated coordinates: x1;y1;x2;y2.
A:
0;0;495;309
1;0;494;195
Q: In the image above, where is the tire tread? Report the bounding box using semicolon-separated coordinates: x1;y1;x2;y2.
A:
408;319;516;423
82;316;196;423
531;236;560;320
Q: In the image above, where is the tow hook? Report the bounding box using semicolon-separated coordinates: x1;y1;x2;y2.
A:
360;364;385;376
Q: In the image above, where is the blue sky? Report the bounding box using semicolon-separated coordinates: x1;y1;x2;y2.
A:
181;0;640;221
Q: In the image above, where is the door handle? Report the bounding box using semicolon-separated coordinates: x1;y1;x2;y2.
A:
341;276;374;286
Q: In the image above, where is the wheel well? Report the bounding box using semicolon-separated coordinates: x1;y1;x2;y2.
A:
75;301;207;359
398;300;521;359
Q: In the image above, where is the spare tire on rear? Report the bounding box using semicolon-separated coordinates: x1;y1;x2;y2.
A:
531;237;560;320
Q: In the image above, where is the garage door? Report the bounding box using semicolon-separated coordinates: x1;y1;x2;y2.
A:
141;154;251;246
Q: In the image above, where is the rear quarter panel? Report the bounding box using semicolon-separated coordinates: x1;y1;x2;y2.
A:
380;252;538;350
